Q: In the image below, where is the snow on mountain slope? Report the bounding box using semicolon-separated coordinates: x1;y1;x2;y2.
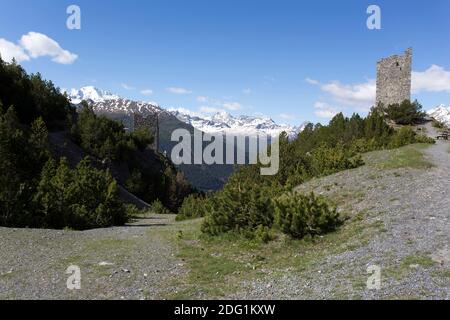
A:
64;86;120;104
66;86;308;138
170;109;308;139
428;105;450;127
65;86;162;116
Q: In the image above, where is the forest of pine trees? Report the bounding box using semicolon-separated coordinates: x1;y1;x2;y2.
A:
0;58;194;229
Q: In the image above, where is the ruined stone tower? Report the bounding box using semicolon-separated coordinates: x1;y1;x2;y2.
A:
376;48;412;107
133;113;159;152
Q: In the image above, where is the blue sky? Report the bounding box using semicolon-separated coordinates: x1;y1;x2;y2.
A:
1;0;450;125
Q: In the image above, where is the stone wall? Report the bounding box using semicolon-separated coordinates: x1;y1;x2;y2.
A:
376;48;412;107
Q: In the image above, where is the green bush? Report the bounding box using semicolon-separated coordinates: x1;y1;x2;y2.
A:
201;183;276;236
388;126;435;148
176;194;208;221
150;199;172;215
310;143;364;176
432;120;445;129
254;225;276;243
414;134;436;144
125;204;141;218
34;157;129;230
384;100;426;125
388;126;416;148
274;192;340;239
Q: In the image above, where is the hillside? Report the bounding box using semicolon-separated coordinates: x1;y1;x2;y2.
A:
1;122;448;299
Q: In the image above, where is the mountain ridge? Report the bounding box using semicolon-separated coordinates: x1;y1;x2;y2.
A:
65;86;307;138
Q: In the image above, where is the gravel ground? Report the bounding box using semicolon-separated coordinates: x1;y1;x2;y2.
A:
230;123;449;299
1;123;448;300
0;215;185;299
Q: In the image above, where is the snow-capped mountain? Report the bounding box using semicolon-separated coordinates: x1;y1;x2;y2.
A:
170;109;307;139
64;86;162;116
65;86;307;138
428;105;450;127
64;86;120;104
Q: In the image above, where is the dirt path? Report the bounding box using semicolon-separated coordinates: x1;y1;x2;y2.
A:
0;215;185;299
424;123;450;170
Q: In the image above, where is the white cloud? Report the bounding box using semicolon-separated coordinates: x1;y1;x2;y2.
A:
314;101;340;119
305;78;319;85
242;88;252;94
141;89;153;95
121;83;135;90
0;39;30;62
223;102;242;111
19;32;77;64
321;80;376;109
412;65;450;93
307;77;376;112
196;96;208;102
166;87;192;95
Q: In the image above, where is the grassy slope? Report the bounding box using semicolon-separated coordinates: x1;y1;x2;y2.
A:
166;143;439;299
169;213;387;299
370;144;433;170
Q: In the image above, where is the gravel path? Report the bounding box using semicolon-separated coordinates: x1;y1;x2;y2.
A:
0;215;185;299
231;123;450;299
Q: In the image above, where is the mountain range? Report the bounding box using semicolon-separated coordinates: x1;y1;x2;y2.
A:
169;109;308;139
64;86;306;139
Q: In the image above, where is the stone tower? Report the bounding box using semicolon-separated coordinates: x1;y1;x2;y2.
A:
376;48;412;107
133;113;159;152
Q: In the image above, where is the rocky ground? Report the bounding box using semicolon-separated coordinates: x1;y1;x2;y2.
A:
0;123;449;300
0;215;185;299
